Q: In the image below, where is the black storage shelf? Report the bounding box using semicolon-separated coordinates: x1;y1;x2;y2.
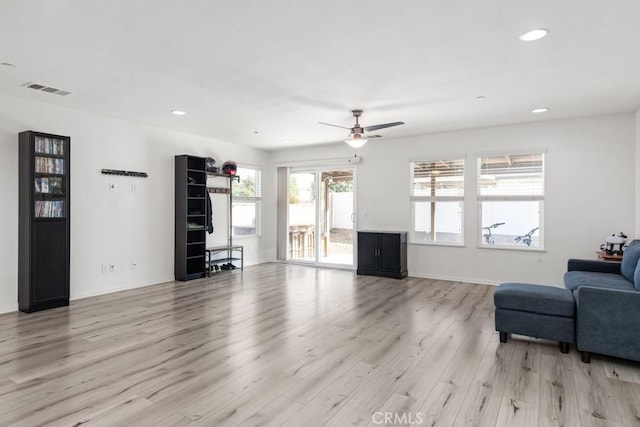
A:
175;155;208;281
206;245;244;275
19;131;71;313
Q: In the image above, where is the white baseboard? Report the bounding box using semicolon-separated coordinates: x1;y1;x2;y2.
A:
0;303;18;314
407;271;500;286
70;276;175;302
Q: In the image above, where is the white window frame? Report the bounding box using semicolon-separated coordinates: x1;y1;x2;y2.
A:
477;152;545;251
409;158;465;246
232;166;262;238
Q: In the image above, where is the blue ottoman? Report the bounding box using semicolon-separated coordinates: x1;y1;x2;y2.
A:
494;283;576;353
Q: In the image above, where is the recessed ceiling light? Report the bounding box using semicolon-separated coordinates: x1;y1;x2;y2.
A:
253;131;259;134
531;107;549;114
171;110;186;116
519;28;548;41
476;96;486;100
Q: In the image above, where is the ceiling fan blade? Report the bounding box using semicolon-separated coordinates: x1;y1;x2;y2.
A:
364;121;405;132
318;122;352;130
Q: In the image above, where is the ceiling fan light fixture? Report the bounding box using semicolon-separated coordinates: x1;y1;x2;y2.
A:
321;109;404;147
345;133;368;148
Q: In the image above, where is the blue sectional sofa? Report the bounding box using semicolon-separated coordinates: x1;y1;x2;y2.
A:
564;239;640;363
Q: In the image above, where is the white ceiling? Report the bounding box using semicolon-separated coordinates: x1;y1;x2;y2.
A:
1;1;639;150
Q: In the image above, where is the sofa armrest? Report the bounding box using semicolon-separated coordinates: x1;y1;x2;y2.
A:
576;286;640;361
567;258;621;274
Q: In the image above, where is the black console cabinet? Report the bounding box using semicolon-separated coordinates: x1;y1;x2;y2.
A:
357;231;408;279
19;131;71;312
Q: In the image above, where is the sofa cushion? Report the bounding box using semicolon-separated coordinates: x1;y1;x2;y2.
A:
494;283;575;317
564;270;635;292
634;260;640;291
621;240;640;282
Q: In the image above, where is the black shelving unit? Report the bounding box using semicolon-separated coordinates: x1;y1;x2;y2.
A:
175;155;207;281
206;172;243;274
19;131;71;312
206;245;244;275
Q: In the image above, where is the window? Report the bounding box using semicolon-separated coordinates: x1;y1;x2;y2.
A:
410;159;464;244
477;153;544;249
232;167;261;237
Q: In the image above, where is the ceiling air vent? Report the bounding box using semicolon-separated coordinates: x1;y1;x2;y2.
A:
22;82;72;96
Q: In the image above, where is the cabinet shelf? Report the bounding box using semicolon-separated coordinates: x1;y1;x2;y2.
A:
210;257;241;263
206;245;244;274
34;153;64;159
207;172;240;182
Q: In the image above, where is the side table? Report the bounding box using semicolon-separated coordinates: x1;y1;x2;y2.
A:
596;251;623;262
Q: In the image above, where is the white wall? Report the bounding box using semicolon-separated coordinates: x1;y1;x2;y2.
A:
272;114;637;286
0;93;274;313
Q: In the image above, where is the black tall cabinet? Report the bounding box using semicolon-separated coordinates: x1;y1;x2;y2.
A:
175;155;208;281
19;131;71;312
357;231;408;279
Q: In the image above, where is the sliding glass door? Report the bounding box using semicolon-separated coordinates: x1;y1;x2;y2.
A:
288;171;316;262
287;168;355;267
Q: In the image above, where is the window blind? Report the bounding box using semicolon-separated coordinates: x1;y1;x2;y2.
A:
410;159;465;198
478;153;544;198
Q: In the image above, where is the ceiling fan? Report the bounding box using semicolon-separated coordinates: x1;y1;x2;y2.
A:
319;110;405;148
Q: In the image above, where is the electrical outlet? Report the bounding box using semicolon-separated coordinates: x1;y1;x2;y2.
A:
131;260;137;269
101;264;108;273
109;264;115;272
108;181;116;192
131;183;136;193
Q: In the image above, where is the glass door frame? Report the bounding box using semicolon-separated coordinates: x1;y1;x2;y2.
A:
287;165;357;269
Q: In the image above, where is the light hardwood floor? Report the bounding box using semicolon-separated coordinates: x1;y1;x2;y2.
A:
1;263;639;426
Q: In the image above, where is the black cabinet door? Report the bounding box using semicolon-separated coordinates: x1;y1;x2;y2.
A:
32;221;68;303
378;233;400;273
357;232;378;270
357;231;408;279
